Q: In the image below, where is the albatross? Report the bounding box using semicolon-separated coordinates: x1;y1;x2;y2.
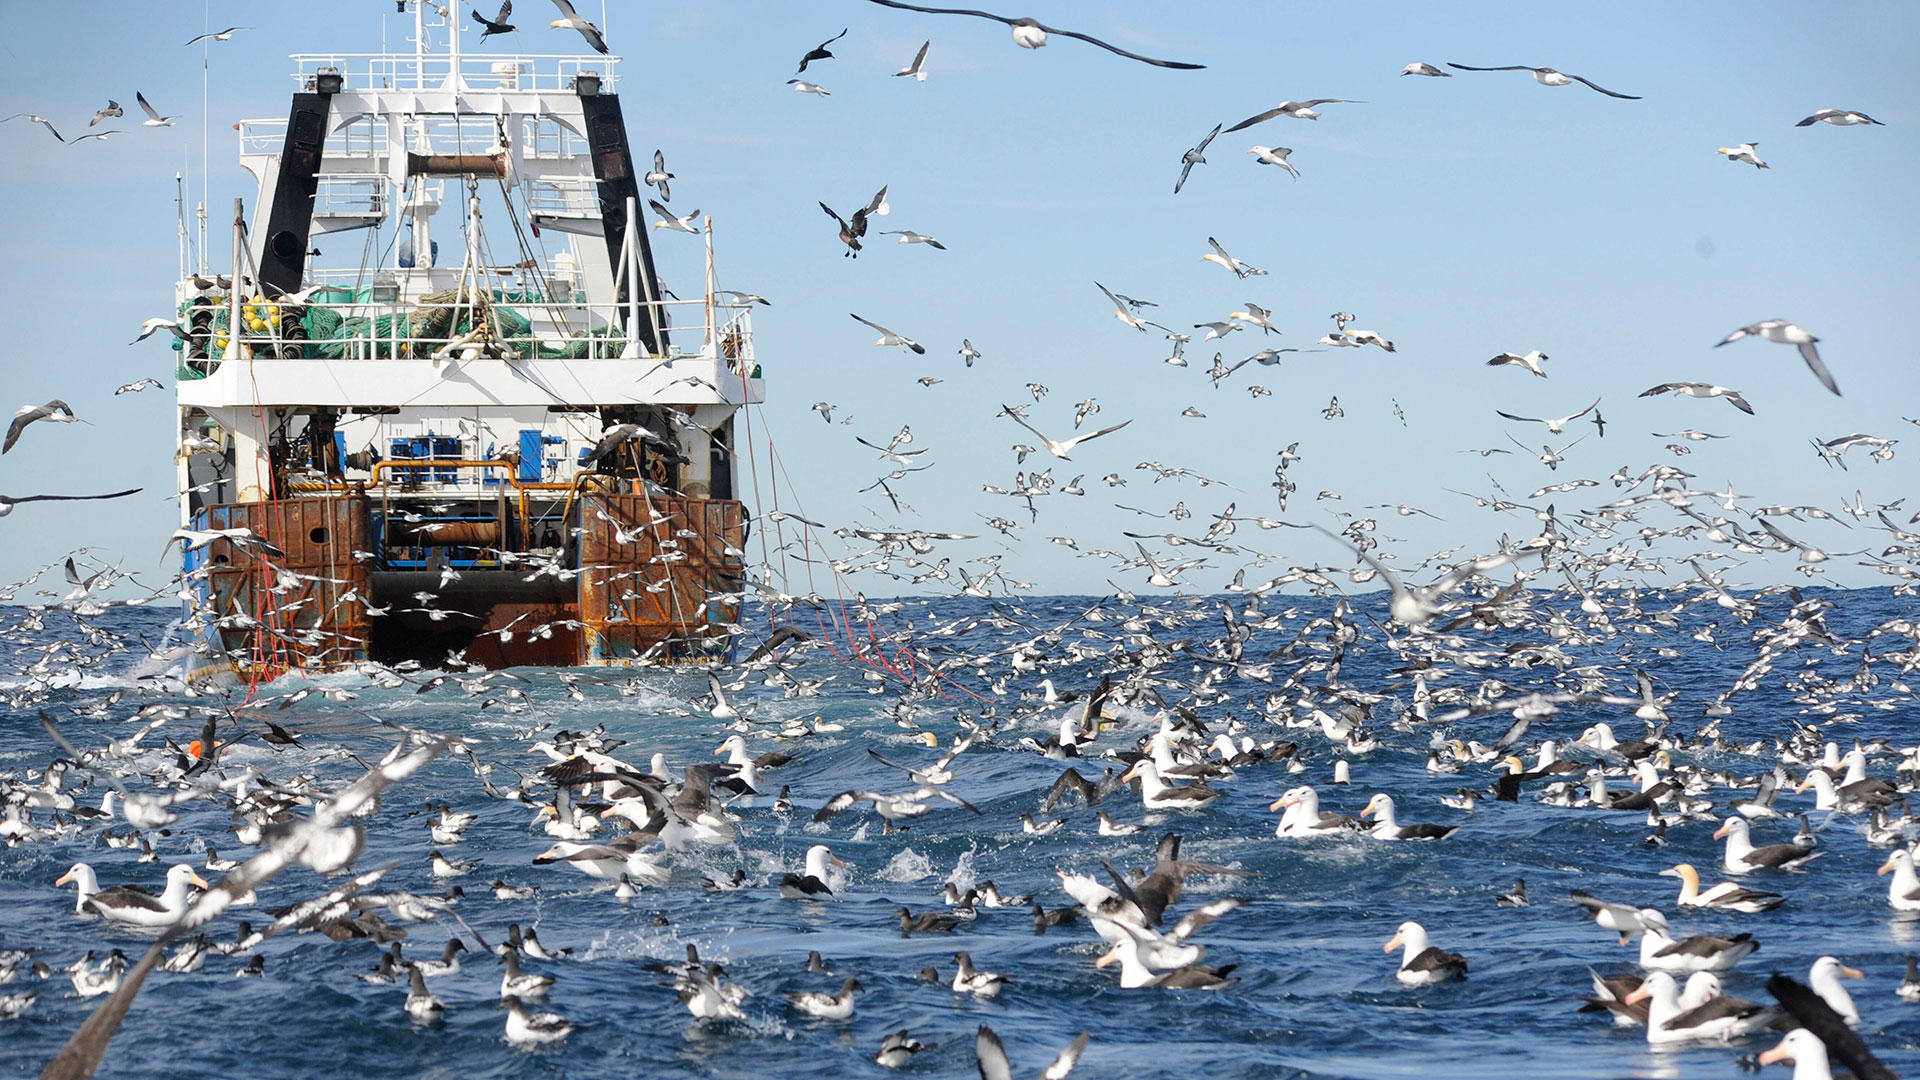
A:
1384;921;1468;984
1225;98;1362;130
1446;63;1640;99
135;91;176;127
0;487;140;518
1174;123;1221;195
1638;381;1755;414
81;863;210;927
862;1;1202;69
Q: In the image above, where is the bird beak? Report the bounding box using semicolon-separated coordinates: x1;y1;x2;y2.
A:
55;869;73;886
1711;822;1730;840
1094;944;1120;969
1118;762;1142;783
1792;781;1809;794
1623;985;1651;1006
713;742;728;755
1879;855;1897;876
831;856;847;868
1359;805;1375;820
1383;933;1402;954
1757;1042;1792;1066
1842;966;1865;979
1267;794;1291;811
189;872;212;889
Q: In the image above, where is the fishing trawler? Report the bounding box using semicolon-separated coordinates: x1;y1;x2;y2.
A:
173;2;760;678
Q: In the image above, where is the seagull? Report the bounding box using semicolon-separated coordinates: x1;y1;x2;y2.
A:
1638;382;1755;415
1796;108;1884;127
183;26;251;47
471;1;515;40
1446;63;1640;99
863;1;1203;69
1717;142;1768;168
787;79;831;96
812;402;835;423
852;313;926;354
1174;123;1222;194
3;113;63;142
644;150;673;201
1347;329;1395;352
1224;99;1361;131
135;92;176;127
1202;237;1265;278
5;401;84;454
1246;145;1300;180
1717;320;1838;395
89;101;123;126
895;40;931;79
69;131;122;144
1316;525;1524;626
959;340;981;366
115;379;164;395
796;28;848;73
0;488;141;518
1496;397;1599;434
648;199;700;233
1488;350;1549;377
820;185;889;257
1001;405;1130;460
1401;62;1450;77
881;229;946;249
548;0;609;54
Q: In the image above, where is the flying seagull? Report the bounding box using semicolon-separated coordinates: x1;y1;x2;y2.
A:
471;2;515;40
1496;397;1599;434
115;379;164;395
183;26;251;47
5;401;85;454
851;313;925;354
1717;320;1838;395
90;101;123;127
1638;382;1755;415
0;488;140;518
1446;63;1640;99
548;0;609;54
796;28;848;73
1401;62;1450;77
3;113;64;142
819;185;889;257
1796;108;1883;127
862;1;1203;69
787;80;831;96
648;199;700;234
136;92;176;127
1224;99;1361;131
645;149;673;201
895;40;932;80
1000;405;1130;460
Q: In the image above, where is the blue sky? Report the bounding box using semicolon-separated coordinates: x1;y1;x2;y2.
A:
1;2;1914;600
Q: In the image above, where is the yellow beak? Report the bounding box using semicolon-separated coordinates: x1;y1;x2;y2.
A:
1623;984;1651;1005
1757;1045;1790;1066
1383;933;1402;954
1879;855;1897;875
1094;945;1120;969
55;869;74;887
1842;966;1865;979
189;872;212;889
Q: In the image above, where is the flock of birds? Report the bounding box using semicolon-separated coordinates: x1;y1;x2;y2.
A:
1;3;1915;1079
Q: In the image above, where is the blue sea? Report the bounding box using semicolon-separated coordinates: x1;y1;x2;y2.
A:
2;590;1916;1078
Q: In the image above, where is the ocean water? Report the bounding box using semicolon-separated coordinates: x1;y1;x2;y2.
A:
2;590;1916;1079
